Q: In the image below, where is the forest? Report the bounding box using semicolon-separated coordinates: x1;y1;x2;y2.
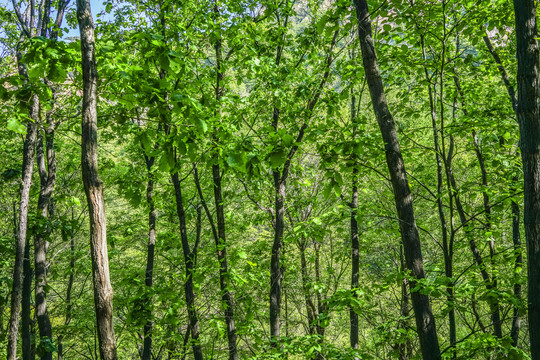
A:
1;0;540;358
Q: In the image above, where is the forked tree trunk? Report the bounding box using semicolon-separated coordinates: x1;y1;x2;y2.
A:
513;2;540;358
76;0;117;358
352;0;441;358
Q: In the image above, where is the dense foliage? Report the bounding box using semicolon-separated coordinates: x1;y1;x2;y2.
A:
0;0;534;358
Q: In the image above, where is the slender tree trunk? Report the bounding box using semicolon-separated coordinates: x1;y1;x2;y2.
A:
58;223;75;360
142;153;156;360
483;31;523;348
298;240;316;335
453;74;502;339
350;166;359;351
35;122;56;360
270;173;285;343
398;247;412;360
352;0;441;358
511;182;522;347
76;0;117;358
513;2;540;357
7;93;38;360
22;241;34;360
212;7;238;357
313;241;326;360
171;171;203;360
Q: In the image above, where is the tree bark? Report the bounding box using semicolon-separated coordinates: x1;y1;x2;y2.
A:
58;222;75;360
352;0;441;358
142;153;156;360
171;171;203;360
35;121;56;360
349;166;360;351
22;241;34;360
211;7;238;357
511;181;522;348
76;0;117;358
513;2;540;357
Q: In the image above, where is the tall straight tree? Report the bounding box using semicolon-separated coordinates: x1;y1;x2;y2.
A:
513;1;540;358
352;0;441;358
76;0;117;359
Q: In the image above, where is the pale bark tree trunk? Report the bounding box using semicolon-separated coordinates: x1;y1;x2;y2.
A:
7;91;38;360
352;0;441;358
76;0;117;358
513;2;540;358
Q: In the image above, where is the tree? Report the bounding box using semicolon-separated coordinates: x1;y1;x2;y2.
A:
352;0;441;358
76;0;117;358
513;1;540;358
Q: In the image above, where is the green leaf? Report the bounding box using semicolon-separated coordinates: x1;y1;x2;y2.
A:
7;118;26;134
227;152;247;172
281;134;294;146
194;118;208;133
268;149;286;168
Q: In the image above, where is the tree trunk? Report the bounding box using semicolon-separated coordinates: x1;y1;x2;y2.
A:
212;7;238;357
76;0;117;358
142;153;156;360
352;0;441;358
171;171;203;360
513;2;540;357
22;242;34;360
350;167;360;351
511;183;522;348
270;173;285;343
58;222;75;360
35;122;56;360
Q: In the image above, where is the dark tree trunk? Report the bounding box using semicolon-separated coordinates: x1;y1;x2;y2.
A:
270;173;285;343
171;171;203;360
452;74;502;339
212;7;238;357
76;0;117;358
142;153;156;360
212;163;238;360
22;242;34;360
350;166;359;351
35;122;56;360
58;223;75;360
513;2;540;357
484;31;523;349
352;0;441;358
298;240;316;335
398;247;412;360
511;183;522;348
